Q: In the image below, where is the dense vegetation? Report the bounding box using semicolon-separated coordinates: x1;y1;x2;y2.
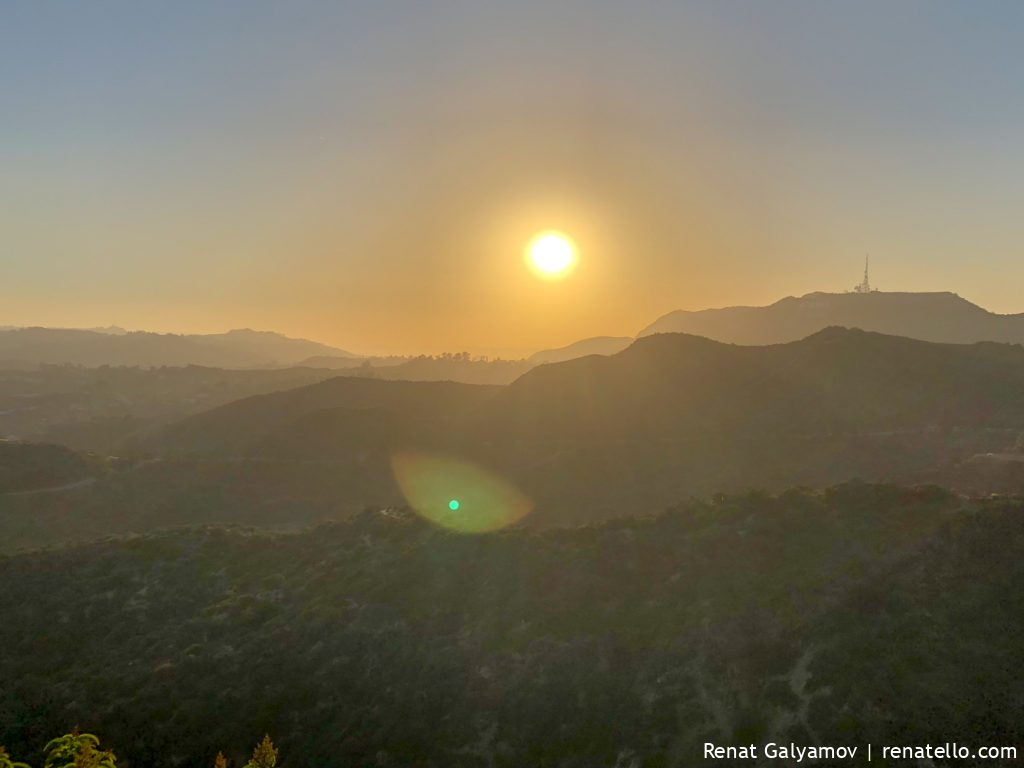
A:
0;732;278;768
2;483;1022;766
0;455;378;553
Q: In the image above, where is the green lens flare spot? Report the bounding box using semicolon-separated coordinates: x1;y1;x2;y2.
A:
391;451;534;533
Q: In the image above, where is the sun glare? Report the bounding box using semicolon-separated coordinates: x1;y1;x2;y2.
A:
525;231;578;279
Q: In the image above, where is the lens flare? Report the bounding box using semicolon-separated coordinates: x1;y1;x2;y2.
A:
391;451;533;533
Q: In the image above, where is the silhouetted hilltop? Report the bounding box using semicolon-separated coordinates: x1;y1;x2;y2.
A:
527;336;633;365
149;376;500;456
0;327;355;368
639;290;1024;345
492;327;1024;439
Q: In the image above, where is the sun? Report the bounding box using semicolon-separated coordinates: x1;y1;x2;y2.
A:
525;230;578;279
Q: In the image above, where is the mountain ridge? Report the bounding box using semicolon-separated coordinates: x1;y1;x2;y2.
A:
639;290;1024;345
527;336;633;365
0;327;356;369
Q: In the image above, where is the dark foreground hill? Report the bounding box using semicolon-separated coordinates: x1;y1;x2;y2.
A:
1;484;1022;767
144;328;1024;527
490;326;1024;439
640;290;1024;345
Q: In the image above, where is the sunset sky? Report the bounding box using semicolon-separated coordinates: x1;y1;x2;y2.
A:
4;2;1024;355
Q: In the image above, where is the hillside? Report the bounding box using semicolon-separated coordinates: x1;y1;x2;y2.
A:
0;380;504;554
148;377;500;457
640;290;1024;345
0;365;340;451
493;327;1024;439
1;484;1022;767
0;440;96;493
9;328;1024;551
308;355;534;385
527;336;633;365
362;355;532;385
140;328;1024;528
0;327;355;369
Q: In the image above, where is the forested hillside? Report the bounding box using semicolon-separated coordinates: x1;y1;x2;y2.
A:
2;483;1022;767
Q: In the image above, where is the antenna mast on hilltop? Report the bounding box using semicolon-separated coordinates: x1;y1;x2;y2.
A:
853;255;873;293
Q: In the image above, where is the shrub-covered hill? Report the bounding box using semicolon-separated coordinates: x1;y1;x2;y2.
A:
2;484;1023;767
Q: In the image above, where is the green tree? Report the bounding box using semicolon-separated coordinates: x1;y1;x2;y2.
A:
244;736;277;768
43;733;116;768
0;746;31;768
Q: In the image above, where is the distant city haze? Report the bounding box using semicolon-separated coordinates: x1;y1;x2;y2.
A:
5;3;1024;354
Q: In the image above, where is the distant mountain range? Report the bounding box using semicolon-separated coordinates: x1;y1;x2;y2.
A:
639;290;1024;344
527;291;1024;370
7;290;1024;371
527;336;633;364
0;327;355;369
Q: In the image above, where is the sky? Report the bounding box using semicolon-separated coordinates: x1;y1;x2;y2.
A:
3;1;1024;356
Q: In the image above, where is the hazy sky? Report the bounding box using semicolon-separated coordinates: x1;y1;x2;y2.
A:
4;2;1024;355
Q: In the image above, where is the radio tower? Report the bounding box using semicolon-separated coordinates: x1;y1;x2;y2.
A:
854;256;872;293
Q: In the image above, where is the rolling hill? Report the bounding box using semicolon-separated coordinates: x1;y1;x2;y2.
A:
527;336;633;365
7;327;1024;546
140;328;1024;527
148;376;500;457
493;326;1024;439
0;365;340;451
639;290;1024;345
